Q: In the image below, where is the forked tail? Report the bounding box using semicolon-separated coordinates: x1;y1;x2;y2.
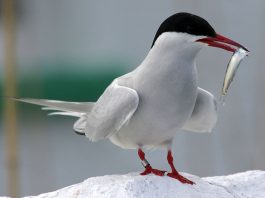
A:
13;98;94;136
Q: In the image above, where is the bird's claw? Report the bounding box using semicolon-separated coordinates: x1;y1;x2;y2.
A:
166;172;195;185
140;165;166;176
138;149;194;184
140;166;194;184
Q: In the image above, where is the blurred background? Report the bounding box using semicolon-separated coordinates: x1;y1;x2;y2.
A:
0;0;264;197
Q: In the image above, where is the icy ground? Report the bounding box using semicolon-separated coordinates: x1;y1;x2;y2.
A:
7;170;265;197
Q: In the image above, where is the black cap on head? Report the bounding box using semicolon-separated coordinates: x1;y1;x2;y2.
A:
151;12;216;47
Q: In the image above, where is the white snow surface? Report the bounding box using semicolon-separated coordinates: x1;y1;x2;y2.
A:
6;170;265;198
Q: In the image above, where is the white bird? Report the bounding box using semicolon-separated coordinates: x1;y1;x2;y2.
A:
15;13;247;184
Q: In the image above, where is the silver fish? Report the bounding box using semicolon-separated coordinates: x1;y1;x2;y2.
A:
221;48;249;97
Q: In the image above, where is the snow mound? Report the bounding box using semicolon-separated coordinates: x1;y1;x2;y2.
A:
12;170;265;197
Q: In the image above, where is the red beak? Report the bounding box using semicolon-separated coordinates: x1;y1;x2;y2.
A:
197;34;249;53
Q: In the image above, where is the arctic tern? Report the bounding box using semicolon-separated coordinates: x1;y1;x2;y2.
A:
15;12;248;184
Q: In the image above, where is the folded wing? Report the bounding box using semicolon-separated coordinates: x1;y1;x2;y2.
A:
76;81;139;141
182;87;218;133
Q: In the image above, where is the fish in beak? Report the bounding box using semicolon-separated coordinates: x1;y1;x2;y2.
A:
198;33;249;101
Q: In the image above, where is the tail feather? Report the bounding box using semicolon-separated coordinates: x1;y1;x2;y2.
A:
48;111;84;117
14;98;94;113
12;98;91;135
13;98;92;137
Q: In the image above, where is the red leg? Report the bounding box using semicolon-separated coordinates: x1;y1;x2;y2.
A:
138;149;165;176
166;150;194;185
138;149;152;175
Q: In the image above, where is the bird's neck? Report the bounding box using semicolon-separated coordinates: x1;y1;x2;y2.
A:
139;33;203;73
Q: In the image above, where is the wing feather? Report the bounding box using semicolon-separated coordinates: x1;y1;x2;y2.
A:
80;81;139;141
182;87;218;133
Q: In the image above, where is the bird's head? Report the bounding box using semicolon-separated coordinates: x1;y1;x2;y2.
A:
151;13;248;54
